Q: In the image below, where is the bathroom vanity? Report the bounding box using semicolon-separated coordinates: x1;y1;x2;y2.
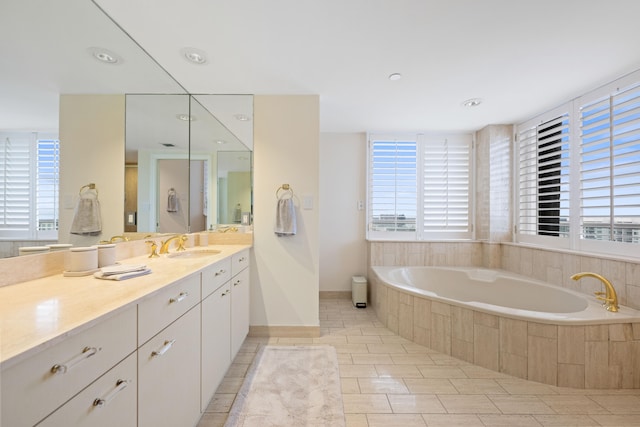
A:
0;245;250;427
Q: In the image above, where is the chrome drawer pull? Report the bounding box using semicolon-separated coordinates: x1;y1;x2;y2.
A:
93;379;129;407
233;279;241;287
238;257;246;262
51;346;99;374
221;289;230;297
214;269;226;276
151;339;176;357
169;292;188;304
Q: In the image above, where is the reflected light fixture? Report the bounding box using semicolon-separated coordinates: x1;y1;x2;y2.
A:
462;98;483;107
180;47;208;65
215;140;227;145
176;114;196;121
88;47;122;64
388;73;402;81
234;114;251;121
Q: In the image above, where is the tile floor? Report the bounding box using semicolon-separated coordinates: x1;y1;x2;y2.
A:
198;298;640;426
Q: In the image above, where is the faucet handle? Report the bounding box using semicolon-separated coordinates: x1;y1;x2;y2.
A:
146;240;159;258
177;235;188;251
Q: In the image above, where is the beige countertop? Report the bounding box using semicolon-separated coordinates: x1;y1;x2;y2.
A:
0;244;251;369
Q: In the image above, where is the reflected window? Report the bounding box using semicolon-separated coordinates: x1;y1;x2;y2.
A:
0;132;59;239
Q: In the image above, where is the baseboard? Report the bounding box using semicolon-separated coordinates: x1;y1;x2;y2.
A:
248;325;321;338
319;291;351;300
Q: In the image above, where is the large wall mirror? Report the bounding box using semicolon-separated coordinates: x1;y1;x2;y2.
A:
125;94;252;235
0;0;253;257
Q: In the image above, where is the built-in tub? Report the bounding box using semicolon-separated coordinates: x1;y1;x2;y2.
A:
370;266;640;389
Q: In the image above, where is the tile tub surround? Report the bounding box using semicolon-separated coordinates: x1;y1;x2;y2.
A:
369;272;640;389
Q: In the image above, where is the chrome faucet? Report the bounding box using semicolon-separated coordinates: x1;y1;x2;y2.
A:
571;272;619;312
159;234;187;254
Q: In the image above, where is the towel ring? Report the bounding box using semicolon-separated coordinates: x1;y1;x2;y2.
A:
79;183;98;196
276;184;294;199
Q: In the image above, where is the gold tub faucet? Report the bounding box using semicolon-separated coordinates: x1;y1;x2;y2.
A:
160;234;188;254
571;272;619;312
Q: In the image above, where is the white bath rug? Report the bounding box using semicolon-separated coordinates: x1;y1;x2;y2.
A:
224;345;345;427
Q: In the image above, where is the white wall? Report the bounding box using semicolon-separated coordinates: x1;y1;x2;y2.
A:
251;95;320;328
319;132;368;291
59;95;125;246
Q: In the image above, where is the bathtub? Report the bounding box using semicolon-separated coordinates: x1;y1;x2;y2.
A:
372;266;640;325
370;266;640;388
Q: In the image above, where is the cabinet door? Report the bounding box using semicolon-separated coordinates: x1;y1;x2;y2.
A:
201;283;231;411
38;353;136;427
138;306;201;427
231;268;250;359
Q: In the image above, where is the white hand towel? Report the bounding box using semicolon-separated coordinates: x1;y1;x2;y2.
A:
70;190;102;236
274;198;296;236
94;267;152;281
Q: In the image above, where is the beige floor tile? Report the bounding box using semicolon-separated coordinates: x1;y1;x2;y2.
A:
367;343;408;354
333;343;371;354
380;335;414;344
588;395;640;413
450;379;508;394
437;394;501;414
340;364;379;378
538;395;608;414
367;413;427;426
224;363;250;378
375;364;423;378
478;414;543;426
421;414;484;426
204;393;236;413
418;366;468;379
361;327;397;336
533;414;600;426
347;335;384;344
391;354;435;365
588;414;640;426
342;394;393;414
387;394;446;413
196;412;228;427
214;377;244;394
337;353;354;365
496;378;559;395
351;353;393;364
342;378;361;394
345;413;368;427
429;353;471;365
358;378;409;394
460;365;512;379
404;378;459;394
488;395;555;414
402;343;435;353
313;335;349;344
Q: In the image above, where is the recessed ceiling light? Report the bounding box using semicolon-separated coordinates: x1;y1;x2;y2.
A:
180;47;208;65
176;114;196;121
88;47;122;64
234;114;251;122
388;73;402;81
462;98;483;107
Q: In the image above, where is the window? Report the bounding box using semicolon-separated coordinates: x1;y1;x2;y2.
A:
0;132;59;240
517;109;571;243
516;70;640;255
367;134;473;240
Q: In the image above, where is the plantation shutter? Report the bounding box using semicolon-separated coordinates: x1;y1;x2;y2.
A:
0;134;33;237
367;137;417;238
517;113;570;238
580;83;640;242
421;136;471;239
36;138;60;234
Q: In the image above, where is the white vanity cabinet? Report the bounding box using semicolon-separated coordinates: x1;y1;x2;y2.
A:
1;306;137;427
138;305;201;427
37;352;137;427
201;280;231;411
231;249;250;358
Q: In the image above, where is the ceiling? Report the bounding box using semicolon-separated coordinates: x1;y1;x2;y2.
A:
3;0;640;135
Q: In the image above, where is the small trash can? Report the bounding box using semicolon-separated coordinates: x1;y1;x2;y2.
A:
352;276;367;308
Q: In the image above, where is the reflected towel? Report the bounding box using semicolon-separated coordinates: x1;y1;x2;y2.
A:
275;198;296;236
70;190;102;236
167;188;178;212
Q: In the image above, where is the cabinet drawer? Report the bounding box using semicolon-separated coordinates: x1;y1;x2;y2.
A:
37;352;136;427
201;258;232;298
1;306;136;427
138;274;200;345
231;249;250;277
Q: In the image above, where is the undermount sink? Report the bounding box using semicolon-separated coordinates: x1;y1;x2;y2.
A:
167;249;221;259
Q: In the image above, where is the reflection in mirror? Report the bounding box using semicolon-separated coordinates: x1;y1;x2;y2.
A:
125;94;252;235
217;152;252;225
0;0;185;258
